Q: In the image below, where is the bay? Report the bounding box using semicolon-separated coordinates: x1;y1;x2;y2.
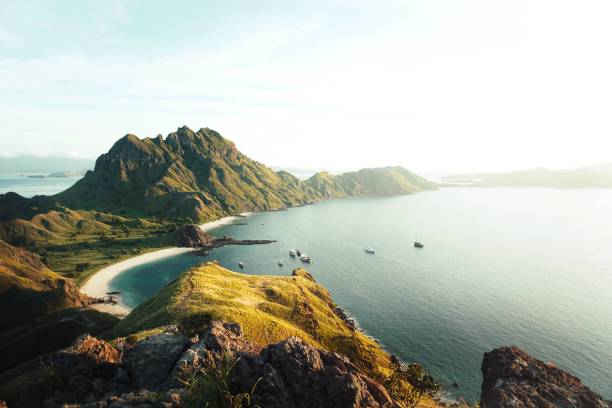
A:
110;188;612;402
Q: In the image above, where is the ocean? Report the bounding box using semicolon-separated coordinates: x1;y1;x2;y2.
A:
104;188;611;402
0;174;81;197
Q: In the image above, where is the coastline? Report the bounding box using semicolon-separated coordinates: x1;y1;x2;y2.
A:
81;213;254;317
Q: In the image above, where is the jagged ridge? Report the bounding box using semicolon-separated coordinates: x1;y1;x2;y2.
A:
55;126;436;221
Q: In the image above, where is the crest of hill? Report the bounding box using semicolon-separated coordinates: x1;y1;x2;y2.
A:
111;262;393;379
55;126;436;221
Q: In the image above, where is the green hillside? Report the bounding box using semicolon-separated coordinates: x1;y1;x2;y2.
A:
55;126;436;221
112;262;394;379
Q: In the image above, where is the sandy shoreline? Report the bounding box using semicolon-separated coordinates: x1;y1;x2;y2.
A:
81;213;254;317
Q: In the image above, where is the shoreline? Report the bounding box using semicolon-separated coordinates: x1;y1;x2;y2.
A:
81;213;254;317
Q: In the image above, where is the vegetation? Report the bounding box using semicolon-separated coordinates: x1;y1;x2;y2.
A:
183;354;260;408
111;263;393;379
385;362;439;408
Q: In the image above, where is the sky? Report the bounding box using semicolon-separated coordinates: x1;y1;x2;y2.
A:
1;0;612;175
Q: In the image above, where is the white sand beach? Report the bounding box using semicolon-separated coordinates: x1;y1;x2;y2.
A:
200;212;254;232
81;247;196;316
81;213;255;317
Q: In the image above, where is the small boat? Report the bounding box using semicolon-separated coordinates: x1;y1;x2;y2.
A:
278;260;283;267
413;241;424;248
300;255;311;263
296;249;302;257
364;247;376;254
289;249;296;257
238;261;245;268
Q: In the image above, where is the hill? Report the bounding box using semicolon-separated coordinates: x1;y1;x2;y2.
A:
441;163;612;188
0;155;94;174
0;240;89;331
0;240;119;372
56;126;436;221
112;262;393;379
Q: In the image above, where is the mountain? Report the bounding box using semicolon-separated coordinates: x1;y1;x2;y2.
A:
56;126;436;221
440;163;612;188
0;156;94;174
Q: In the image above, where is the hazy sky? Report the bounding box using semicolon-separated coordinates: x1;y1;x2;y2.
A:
1;0;611;174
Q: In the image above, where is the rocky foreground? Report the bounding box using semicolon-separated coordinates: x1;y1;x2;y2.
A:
4;321;608;408
36;322;394;408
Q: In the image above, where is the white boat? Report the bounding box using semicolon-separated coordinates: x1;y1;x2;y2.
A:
278;260;283;267
300;255;311;263
364;247;376;254
238;261;245;268
289;249;296;257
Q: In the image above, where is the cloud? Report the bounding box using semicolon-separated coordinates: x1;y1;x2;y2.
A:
0;0;611;172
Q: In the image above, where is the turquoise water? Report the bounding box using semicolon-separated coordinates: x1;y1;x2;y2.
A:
110;188;612;402
0;174;81;197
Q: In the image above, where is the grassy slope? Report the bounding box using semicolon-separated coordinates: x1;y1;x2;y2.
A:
112;263;393;380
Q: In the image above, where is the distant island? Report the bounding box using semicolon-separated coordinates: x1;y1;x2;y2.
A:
26;171;86;179
0;155;93;174
440;162;612;188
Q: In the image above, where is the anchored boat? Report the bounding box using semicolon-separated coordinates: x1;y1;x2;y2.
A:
364;247;376;254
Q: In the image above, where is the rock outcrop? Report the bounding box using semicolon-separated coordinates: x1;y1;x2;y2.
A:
176;224;212;247
480;346;612;408
34;321;393;408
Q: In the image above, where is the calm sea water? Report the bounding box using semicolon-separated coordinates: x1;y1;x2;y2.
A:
0;174;81;197
110;188;612;402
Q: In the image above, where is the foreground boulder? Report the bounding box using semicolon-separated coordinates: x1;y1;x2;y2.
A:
481;346;611;408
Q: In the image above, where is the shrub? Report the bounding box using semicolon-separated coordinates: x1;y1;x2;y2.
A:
182;354;260;408
385;363;439;408
177;312;213;337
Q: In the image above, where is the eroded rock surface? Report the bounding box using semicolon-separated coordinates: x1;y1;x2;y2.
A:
176;224;212;247
39;322;393;408
480;346;612;408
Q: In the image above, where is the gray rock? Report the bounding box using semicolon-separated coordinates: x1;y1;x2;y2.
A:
123;333;190;389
